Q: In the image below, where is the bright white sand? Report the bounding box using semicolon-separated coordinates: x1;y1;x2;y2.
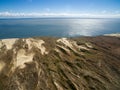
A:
57;38;73;48
2;39;17;50
16;49;34;69
25;38;48;55
57;38;91;52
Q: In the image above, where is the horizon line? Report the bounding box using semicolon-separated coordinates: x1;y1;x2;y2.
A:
0;12;120;18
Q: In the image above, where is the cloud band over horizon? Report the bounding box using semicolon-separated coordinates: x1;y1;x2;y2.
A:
0;12;120;18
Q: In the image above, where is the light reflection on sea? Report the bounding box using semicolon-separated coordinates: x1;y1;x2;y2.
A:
0;18;120;39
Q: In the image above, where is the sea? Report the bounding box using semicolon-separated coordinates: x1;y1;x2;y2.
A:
0;18;120;39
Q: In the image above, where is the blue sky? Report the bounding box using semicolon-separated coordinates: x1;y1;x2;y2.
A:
0;0;120;18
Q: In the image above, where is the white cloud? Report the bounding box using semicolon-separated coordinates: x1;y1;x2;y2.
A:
0;12;120;18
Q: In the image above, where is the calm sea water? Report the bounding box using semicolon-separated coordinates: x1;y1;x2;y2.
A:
0;18;120;39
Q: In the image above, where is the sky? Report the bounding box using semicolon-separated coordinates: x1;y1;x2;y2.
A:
0;0;120;18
